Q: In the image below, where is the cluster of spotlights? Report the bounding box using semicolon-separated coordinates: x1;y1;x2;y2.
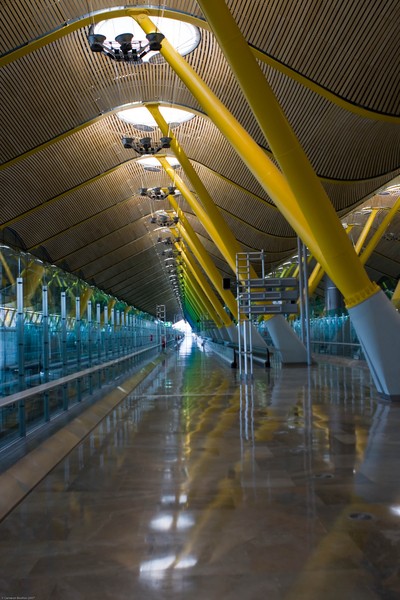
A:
88;29;165;63
140;186;176;200
122;136;172;155
383;232;400;242
150;211;179;227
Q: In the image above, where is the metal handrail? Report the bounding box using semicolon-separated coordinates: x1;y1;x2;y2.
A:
0;343;160;409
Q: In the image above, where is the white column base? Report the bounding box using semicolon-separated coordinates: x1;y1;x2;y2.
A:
348;290;400;400
266;315;308;364
219;327;231;342
226;324;239;343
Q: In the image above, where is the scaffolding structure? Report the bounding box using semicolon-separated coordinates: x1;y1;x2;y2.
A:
236;251;299;379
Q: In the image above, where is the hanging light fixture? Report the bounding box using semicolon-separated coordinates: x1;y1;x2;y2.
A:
88;16;200;64
122;136;172;155
139;186;176;200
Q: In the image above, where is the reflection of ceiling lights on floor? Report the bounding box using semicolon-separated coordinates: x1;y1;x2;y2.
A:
88;16;200;64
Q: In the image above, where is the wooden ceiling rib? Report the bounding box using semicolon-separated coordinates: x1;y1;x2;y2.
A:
0;1;399;317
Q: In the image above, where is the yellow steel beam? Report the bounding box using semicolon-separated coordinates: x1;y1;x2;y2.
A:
185;286;207;324
149;105;255;277
182;266;223;329
354;209;379;254
22;262;44;306
392;279;400;310
307;225;355;297
135;16;320;260
79;287;93;319
0;251;16;286
156;156;239;277
359;196;400;265
194;1;378;308
167;194;238;318
175;237;232;327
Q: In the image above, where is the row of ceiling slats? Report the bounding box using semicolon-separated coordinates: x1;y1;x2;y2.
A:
230;0;400;115
0;1;204;54
1;1;398;319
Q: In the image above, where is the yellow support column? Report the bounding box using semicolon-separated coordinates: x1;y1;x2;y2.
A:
22;262;44;308
354;209;379;254
392;280;400;311
157;156;239;276
185;286;209;328
0;251;16;286
194;0;378;308
174;238;233;329
134;15;321;267
79;287;94;319
359;197;400;266
179;259;223;329
167;193;238;318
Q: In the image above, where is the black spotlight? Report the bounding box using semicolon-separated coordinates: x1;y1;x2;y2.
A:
146;32;165;51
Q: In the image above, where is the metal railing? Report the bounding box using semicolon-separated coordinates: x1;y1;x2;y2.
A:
0;344;159;449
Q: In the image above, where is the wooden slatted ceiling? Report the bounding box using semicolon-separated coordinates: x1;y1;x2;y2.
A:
2;25;398;184
190;163;292;237
230;0;400;115
0;0;399;318
93;243;159;285
256;65;400;180
44;214;152;266
5;170;145;245
0;1;203;54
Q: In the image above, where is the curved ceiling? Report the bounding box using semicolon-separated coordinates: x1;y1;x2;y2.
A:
0;1;399;320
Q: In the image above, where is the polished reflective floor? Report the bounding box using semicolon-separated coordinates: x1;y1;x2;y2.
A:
0;335;399;599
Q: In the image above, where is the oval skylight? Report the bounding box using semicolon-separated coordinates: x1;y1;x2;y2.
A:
138;156;180;170
93;16;201;63
118;106;195;130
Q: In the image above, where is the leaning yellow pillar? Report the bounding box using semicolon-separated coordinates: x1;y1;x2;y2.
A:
167;188;238;318
176;240;231;326
134;15;321;269
157;156;240;277
359;196;400;266
183;272;227;340
79;287;94;319
354;209;379;254
194;0;378;307
22;262;44;307
189;2;400;396
185;284;210;327
174;238;233;329
392;280;400;311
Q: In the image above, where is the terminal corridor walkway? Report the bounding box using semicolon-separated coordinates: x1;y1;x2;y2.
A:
0;336;399;599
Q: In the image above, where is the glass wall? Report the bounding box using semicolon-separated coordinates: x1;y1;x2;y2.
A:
0;244;174;446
